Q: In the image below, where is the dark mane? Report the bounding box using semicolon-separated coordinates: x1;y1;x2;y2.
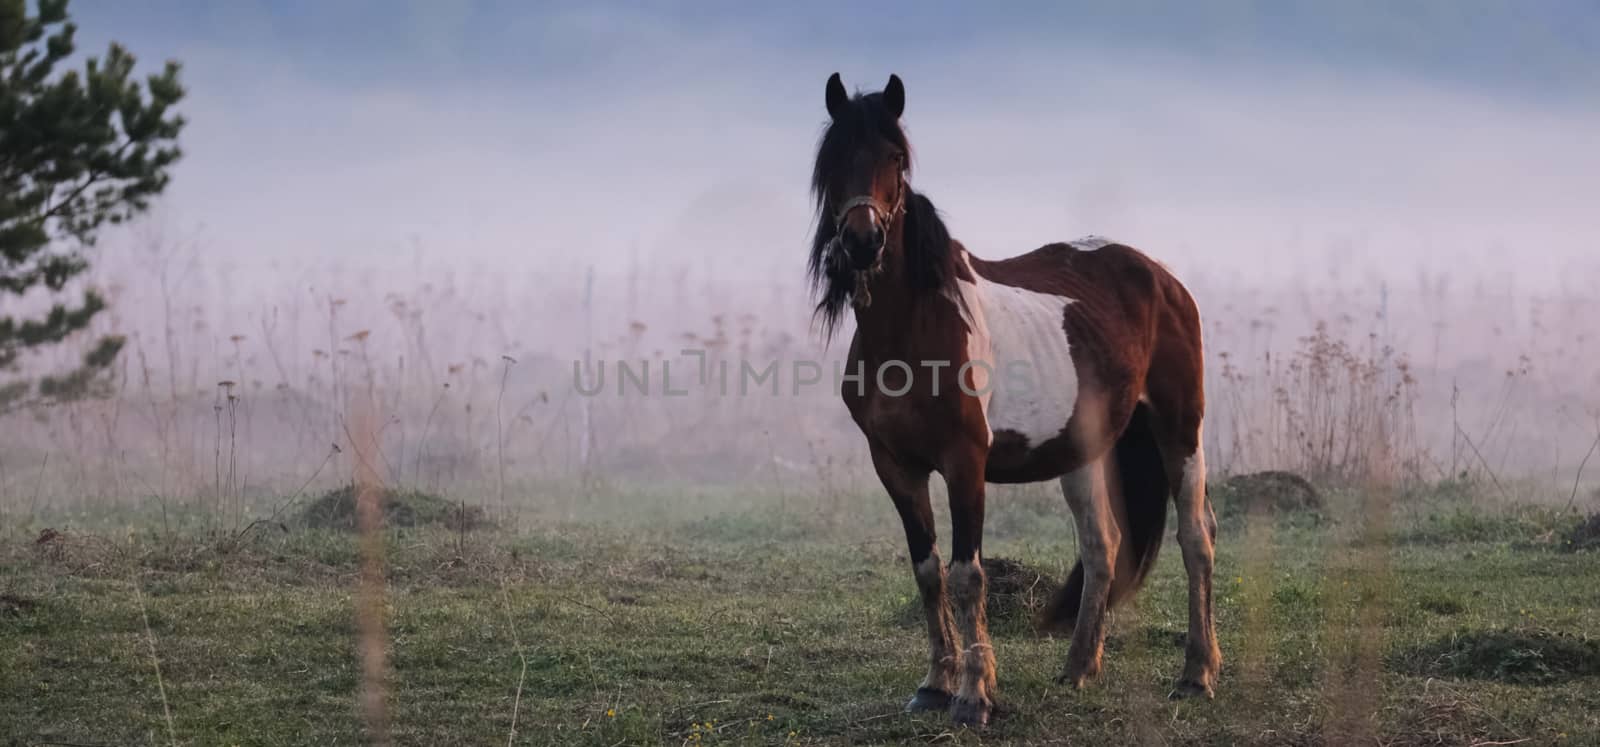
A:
807;92;956;338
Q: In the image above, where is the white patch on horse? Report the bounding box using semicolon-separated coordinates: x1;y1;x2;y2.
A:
951;253;1079;448
1068;235;1116;251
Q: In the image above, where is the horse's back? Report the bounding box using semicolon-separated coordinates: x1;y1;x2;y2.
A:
969;236;1194;337
972;236;1177;295
968;236;1203;467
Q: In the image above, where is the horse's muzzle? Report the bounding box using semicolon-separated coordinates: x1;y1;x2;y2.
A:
840;224;884;271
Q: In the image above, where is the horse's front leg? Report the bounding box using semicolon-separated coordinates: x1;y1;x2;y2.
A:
869;443;958;712
942;448;995;727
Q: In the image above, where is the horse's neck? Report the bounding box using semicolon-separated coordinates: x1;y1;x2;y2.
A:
850;249;965;362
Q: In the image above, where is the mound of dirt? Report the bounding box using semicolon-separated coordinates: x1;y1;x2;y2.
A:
981;557;1056;621
1392;628;1600;684
893;557;1056;636
296;484;491;531
1564;512;1600;552
1212;470;1323;520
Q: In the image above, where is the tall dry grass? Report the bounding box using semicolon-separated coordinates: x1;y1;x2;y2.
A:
2;236;1598;522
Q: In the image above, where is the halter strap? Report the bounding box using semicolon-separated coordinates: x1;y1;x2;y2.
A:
832;173;906;235
834;195;889;228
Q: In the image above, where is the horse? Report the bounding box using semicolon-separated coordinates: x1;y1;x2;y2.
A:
807;73;1221;727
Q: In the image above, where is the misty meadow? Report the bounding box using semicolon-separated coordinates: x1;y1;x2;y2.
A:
4;2;1599;745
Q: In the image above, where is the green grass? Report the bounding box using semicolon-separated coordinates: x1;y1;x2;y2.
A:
3;491;1599;745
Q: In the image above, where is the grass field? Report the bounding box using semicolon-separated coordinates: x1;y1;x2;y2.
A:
4;484;1599;746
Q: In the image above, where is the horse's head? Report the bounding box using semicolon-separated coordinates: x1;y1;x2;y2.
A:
812;73;909;274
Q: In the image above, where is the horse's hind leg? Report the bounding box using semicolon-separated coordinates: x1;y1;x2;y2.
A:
1151;405;1222;698
1144;279;1222;698
868;443;959;712
1056;457;1118;688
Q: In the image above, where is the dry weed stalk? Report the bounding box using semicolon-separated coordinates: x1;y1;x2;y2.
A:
498;576;530;747
132;572;179;746
352;403;392;745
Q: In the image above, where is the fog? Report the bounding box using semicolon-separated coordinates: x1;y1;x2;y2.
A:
5;3;1598;511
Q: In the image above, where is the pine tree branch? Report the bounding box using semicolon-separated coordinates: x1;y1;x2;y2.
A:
38;137;134;222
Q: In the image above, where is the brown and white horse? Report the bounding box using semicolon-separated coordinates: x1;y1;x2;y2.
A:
809;73;1221;726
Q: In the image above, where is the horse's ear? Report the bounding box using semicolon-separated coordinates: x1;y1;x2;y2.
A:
826;73;849;119
884;74;905;118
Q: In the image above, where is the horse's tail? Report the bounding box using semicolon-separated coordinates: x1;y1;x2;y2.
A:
1039;401;1170;633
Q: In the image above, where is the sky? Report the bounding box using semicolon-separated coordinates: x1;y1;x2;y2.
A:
62;1;1600;294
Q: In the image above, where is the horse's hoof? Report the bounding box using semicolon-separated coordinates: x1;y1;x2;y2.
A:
950;696;992;728
904;687;951;713
1168;678;1215;700
1055;670;1093;689
1054;660;1100;689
